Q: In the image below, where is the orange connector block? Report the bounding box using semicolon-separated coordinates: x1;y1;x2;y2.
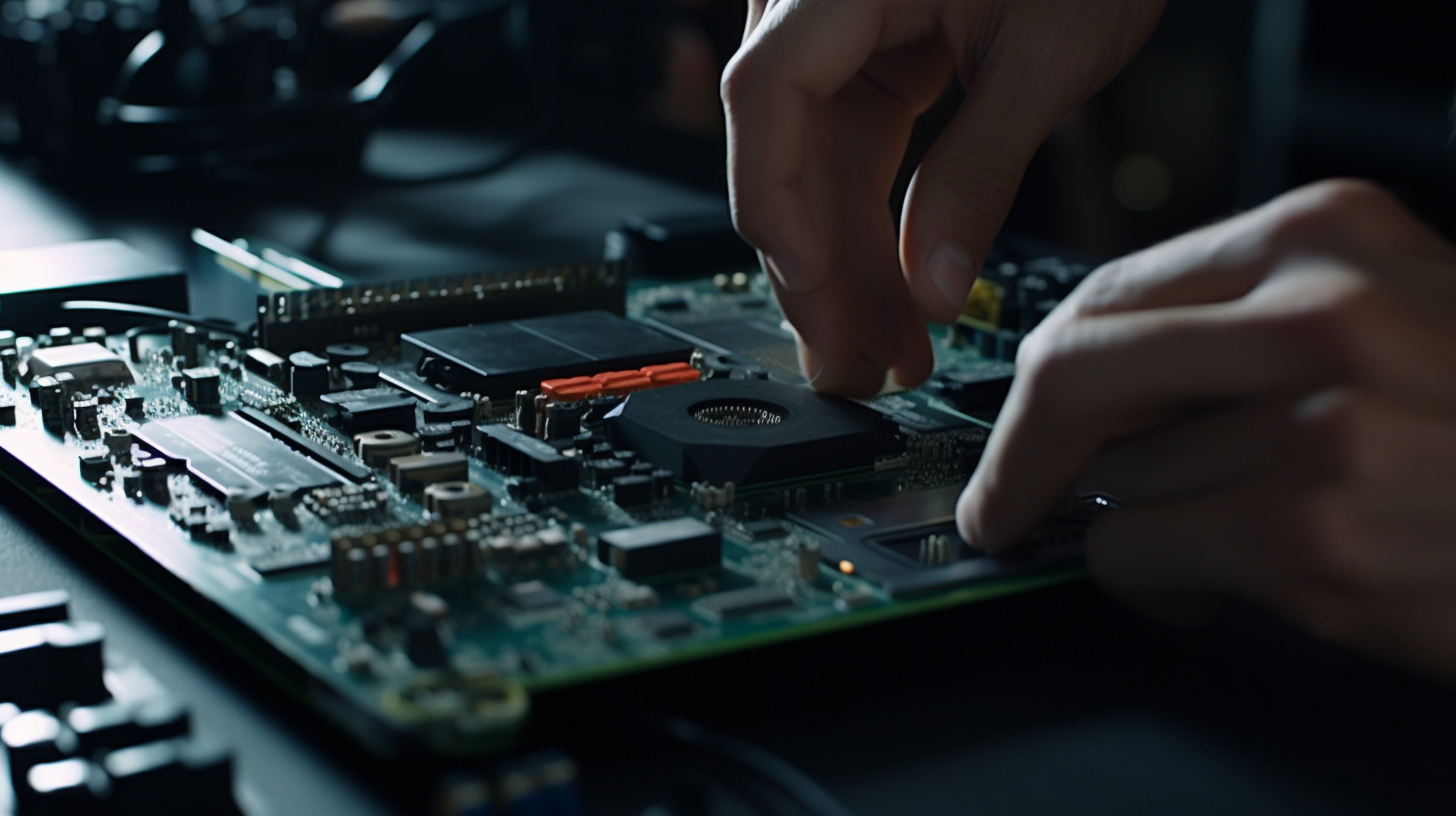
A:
541;361;700;402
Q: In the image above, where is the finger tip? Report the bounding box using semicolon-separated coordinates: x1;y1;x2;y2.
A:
955;483;997;552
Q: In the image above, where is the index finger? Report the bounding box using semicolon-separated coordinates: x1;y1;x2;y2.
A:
721;0;931;293
958;294;1353;553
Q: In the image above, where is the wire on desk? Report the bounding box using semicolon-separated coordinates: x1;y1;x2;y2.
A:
663;718;859;816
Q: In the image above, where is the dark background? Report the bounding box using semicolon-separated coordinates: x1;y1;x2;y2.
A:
2;1;1456;814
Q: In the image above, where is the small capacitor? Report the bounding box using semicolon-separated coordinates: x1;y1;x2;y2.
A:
78;454;111;483
121;470;142;502
182;367;222;413
288;351;330;399
471;393;492;424
47;326;73;347
543;400;587;441
138;458;171;504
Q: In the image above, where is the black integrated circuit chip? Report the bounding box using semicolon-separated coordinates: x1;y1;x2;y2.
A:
403;310;692;399
696;587;797;621
637;610;694;639
607;378;903;487
597;518;721;581
135;414;343;499
506;581;565;612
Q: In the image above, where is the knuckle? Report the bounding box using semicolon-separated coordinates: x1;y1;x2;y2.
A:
718;51;757;111
1013;323;1085;406
1264;179;1403;249
1258;277;1373;374
1061;259;1128;317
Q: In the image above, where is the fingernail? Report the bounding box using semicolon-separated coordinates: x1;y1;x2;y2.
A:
928;242;976;315
765;254;806;292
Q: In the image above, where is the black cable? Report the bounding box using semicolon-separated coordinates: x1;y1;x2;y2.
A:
663;719;859;816
62;301;250;338
360;127;547;187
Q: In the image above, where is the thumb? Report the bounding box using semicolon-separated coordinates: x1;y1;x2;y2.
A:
899;95;1050;325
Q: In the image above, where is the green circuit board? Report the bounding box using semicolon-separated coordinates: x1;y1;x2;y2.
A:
0;255;1091;758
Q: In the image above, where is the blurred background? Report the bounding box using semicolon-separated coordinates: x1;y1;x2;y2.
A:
3;4;1456;815
1;0;1454;275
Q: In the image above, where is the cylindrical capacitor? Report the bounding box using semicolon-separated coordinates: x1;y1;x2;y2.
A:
441;533;466;581
82;327;107;344
176;324;201;365
337;546;372;599
288;351;330;399
418;537;441;585
370;544;392;591
47;326;73;347
324;343;369;365
396;541;419;588
354;430;419;468
0;330;14;349
339;361;380;390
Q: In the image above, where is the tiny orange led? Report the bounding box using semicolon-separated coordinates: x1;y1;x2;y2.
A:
838;560;855;575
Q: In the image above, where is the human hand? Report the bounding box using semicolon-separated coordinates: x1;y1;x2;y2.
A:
959;180;1456;679
722;0;1164;395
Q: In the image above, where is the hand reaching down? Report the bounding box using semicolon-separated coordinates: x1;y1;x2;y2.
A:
960;180;1456;680
722;0;1164;395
